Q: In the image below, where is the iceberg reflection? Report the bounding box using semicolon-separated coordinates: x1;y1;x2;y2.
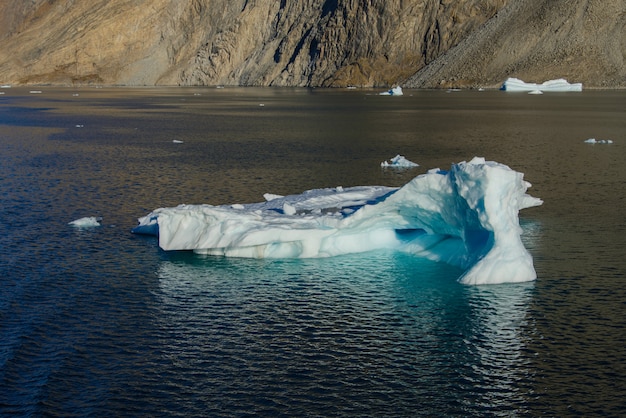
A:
462;283;535;413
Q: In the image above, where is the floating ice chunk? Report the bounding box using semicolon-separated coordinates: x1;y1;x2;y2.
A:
501;77;582;92
584;138;613;144
264;193;283;201
380;86;403;96
172;140;184;144
69;217;102;227
133;158;542;285
528;89;543;95
29;90;43;94
381;155;419;168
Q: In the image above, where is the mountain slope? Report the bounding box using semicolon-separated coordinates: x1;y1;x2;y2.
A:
405;0;626;88
0;0;623;88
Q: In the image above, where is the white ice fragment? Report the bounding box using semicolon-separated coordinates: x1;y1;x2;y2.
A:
172;140;184;144
501;77;582;92
336;186;344;192
133;158;542;285
283;202;296;215
381;155;419;168
264;193;283;201
379;86;403;96
69;217;102;227
528;89;543;95
231;204;245;210
584;138;613;144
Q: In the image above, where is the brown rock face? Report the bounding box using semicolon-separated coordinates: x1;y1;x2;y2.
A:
0;0;623;88
405;0;626;89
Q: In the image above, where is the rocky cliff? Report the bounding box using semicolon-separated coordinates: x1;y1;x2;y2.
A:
0;0;624;88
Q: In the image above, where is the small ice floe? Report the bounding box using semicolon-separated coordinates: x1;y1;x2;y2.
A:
29;90;43;94
72;93;80;97
379;86;403;96
381;154;419;168
528;89;543;95
172;140;184;144
501;77;582;92
584;138;613;144
69;217;102;228
1;84;11;88
75;124;84;128
264;193;283;201
259;103;265;107
231;204;245;210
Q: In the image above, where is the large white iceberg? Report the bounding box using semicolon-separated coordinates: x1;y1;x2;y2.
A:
133;158;542;285
501;77;582;92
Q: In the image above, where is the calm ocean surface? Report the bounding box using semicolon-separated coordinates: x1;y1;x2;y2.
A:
1;86;625;416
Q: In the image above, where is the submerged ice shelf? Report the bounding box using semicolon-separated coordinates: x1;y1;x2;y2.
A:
133;158;542;285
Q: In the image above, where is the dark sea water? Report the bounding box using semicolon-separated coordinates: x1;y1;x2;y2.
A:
1;86;625;417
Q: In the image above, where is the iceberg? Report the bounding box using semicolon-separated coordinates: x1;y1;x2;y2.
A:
69;217;102;227
379;86;403;96
584;138;613;144
501;77;582;92
133;158;542;285
381;154;419;168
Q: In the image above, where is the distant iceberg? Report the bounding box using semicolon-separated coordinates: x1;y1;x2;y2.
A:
501;77;582;92
381;155;419;168
584;138;613;144
133;158;542;285
380;86;403;96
